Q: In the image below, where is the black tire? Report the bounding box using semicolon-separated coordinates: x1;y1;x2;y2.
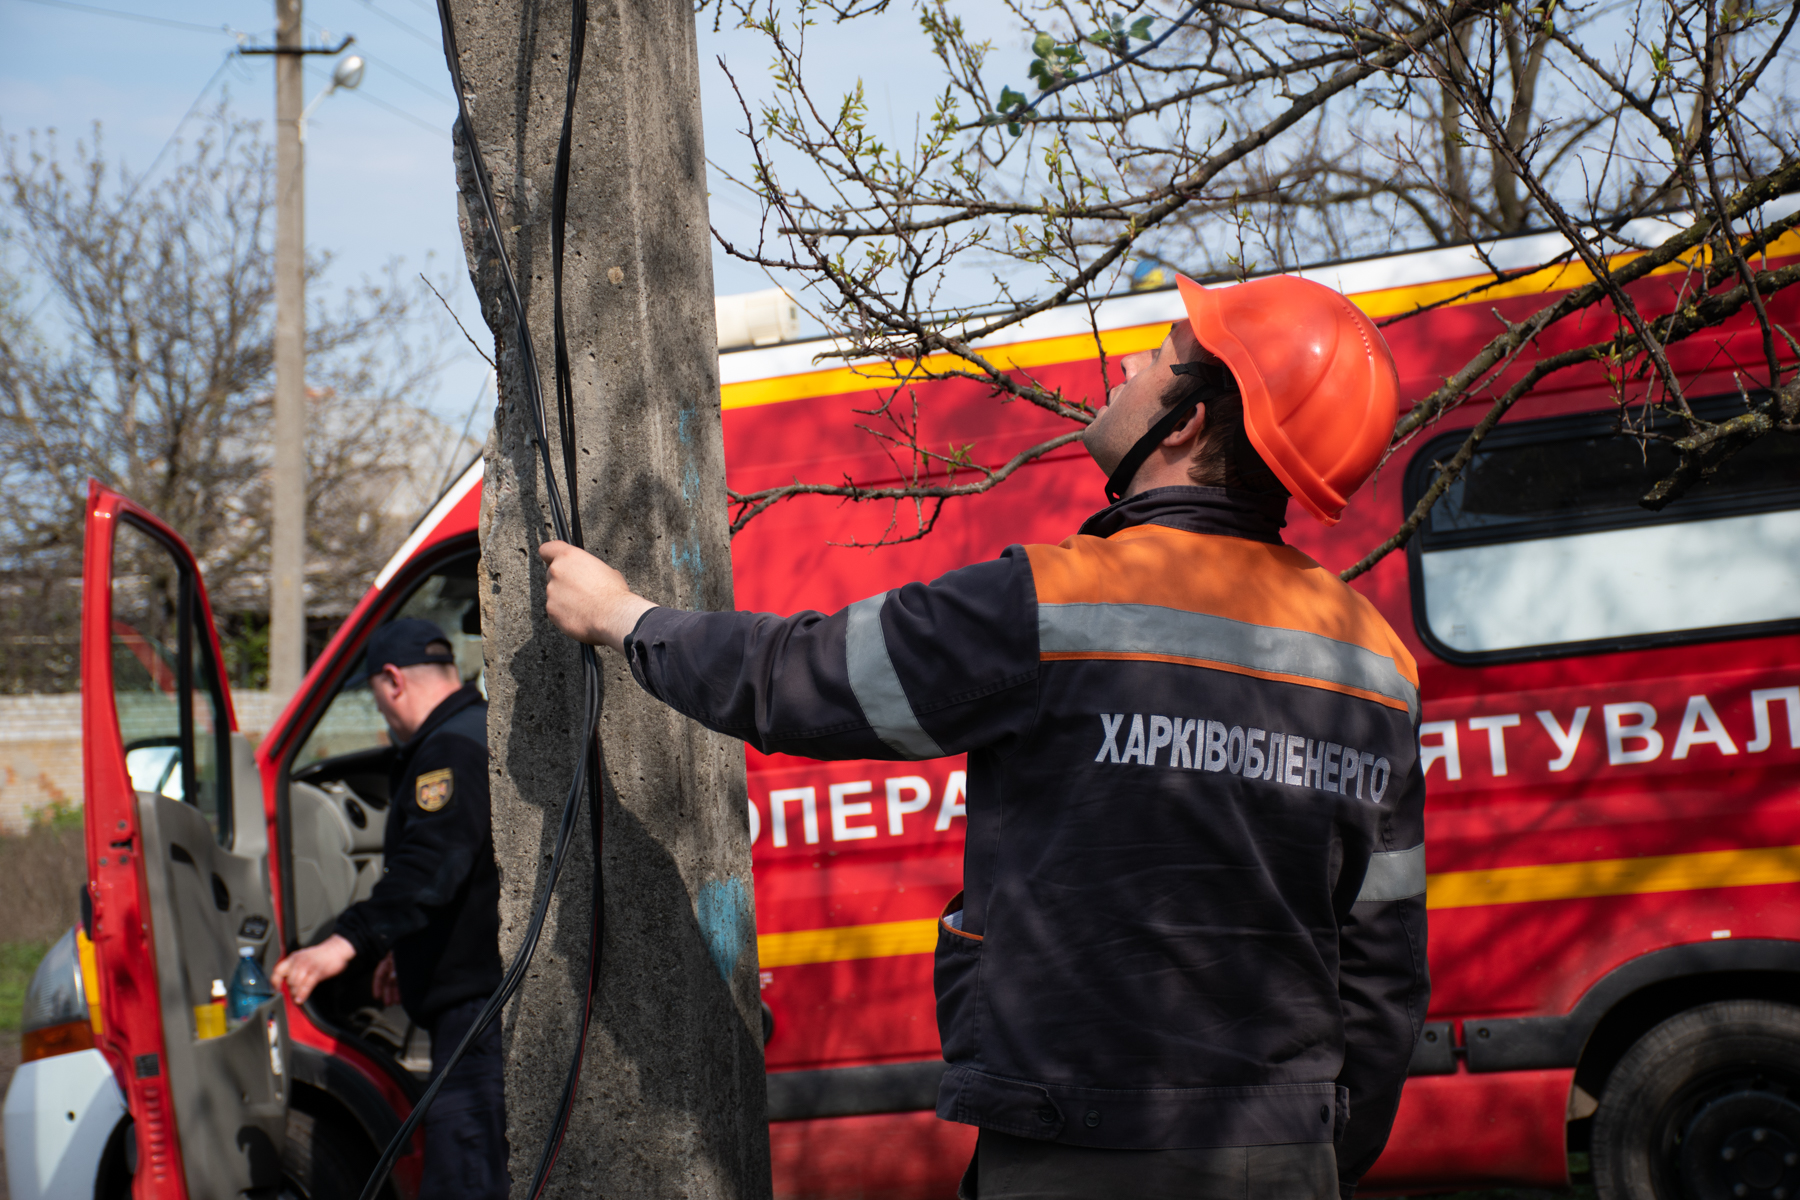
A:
1594;999;1800;1200
93;1116;134;1200
283;1107;382;1200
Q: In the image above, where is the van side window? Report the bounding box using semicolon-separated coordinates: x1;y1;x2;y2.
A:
1406;398;1800;661
290;550;483;775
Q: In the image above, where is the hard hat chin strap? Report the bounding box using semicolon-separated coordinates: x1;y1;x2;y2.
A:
1103;362;1230;503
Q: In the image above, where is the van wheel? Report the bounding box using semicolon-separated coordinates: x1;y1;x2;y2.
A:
1593;1000;1800;1199
283;1108;380;1200
94;1117;134;1200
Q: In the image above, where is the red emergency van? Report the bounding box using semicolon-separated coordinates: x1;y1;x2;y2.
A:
48;203;1800;1200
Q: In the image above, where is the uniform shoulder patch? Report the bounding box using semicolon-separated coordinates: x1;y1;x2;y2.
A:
415;768;454;812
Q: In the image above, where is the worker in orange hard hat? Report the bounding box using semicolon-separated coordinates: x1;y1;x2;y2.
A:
540;274;1425;1200
1086;273;1400;523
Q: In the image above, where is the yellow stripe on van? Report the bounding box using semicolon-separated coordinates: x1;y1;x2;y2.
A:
757;918;939;968
720;325;1167;412
756;844;1800;968
719;227;1800;412
1426;844;1800;910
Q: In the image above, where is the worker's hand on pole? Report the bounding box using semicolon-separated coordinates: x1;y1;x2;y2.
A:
271;933;358;1005
540;541;658;652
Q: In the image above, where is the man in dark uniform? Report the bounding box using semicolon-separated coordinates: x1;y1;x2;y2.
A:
272;618;508;1200
536;275;1428;1199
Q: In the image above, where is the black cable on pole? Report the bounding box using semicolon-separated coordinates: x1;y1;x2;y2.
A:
550;0;589;553
526;2;604;1193
352;4;604;1200
525;734;605;1200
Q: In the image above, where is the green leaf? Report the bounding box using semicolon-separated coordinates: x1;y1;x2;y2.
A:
1129;15;1154;40
1007;121;1023;136
1032;31;1056;57
998;86;1027;111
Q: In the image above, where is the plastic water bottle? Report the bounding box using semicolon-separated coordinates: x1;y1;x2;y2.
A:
227;947;276;1024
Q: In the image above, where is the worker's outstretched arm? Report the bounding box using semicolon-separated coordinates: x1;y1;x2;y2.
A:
1334;758;1431;1198
540;540;1040;760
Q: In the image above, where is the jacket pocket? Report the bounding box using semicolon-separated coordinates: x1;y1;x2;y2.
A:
934;891;982;1062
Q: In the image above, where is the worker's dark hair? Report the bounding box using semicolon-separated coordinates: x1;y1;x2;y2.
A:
1173;377;1288;494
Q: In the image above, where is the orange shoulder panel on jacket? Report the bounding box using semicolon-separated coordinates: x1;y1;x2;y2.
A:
1024;524;1418;686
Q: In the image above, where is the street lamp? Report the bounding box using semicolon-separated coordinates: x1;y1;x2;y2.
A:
299;54;365;142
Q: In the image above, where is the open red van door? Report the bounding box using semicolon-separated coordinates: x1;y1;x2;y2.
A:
81;481;288;1200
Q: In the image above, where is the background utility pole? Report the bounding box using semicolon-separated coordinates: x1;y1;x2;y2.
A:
269;0;306;698
452;1;768;1196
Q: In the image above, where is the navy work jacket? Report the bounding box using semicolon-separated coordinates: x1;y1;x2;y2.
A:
334;685;503;1024
625;487;1428;1189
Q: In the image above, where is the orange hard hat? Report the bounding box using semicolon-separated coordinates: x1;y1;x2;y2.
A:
1175;273;1400;525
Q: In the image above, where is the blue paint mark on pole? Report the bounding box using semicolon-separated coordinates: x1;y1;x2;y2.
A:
696;877;751;982
670;405;706;583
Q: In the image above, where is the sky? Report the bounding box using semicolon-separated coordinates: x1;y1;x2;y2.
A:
0;0;1024;444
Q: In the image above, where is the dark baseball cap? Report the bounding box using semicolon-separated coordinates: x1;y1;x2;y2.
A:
352;617;457;684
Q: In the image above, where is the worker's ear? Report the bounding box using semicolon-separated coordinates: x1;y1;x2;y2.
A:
1161;401;1207;450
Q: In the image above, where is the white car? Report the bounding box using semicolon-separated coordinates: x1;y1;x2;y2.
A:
5;928;130;1200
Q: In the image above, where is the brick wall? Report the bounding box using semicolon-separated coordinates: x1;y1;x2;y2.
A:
0;692;286;834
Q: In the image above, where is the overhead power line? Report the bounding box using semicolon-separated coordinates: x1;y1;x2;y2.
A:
348;86;449;138
125;51;243;202
341;48;451;102
7;0;240;36
347;0;435;45
300;61;448;139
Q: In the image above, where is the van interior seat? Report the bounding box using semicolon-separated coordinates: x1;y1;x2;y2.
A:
288;781;359;947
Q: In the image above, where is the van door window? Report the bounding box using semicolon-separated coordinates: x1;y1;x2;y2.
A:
290;550;483;774
112;518;231;840
1407;398;1800;661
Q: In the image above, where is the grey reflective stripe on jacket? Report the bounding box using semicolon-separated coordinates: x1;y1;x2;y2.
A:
847;594;946;758
1357;844;1427;902
1039;602;1421;721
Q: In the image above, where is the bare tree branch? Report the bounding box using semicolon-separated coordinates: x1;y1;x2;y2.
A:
706;0;1799;555
0;107;463;690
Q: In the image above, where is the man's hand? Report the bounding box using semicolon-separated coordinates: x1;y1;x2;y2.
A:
372;951;401;1008
539;541;658;652
271;934;358;1006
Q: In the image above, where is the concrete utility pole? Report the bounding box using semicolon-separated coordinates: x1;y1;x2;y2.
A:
451;2;769;1197
269;0;307;698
